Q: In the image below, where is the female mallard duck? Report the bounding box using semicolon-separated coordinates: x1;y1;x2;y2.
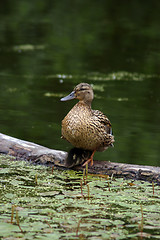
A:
61;83;114;168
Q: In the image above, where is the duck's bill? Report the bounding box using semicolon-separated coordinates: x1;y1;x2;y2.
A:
60;91;76;101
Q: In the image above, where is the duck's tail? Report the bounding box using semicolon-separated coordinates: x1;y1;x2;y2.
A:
101;134;114;150
65;148;92;168
109;134;115;147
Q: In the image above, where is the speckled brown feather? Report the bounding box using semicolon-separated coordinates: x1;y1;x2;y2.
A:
61;83;114;167
61;102;114;151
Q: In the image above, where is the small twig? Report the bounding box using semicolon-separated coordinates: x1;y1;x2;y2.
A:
11;205;15;224
16;209;20;225
16;209;23;233
107;180;111;191
76;219;81;237
110;173;114;181
80;179;84;198
35;174;38;185
51;165;54;174
85;163;88;181
87;184;90;201
45;220;52;229
83;168;86;185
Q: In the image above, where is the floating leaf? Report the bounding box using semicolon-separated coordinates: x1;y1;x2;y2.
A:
0;155;160;239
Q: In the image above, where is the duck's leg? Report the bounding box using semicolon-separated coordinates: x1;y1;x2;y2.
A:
82;150;96;167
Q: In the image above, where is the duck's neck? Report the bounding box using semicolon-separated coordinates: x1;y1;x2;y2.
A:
79;100;92;108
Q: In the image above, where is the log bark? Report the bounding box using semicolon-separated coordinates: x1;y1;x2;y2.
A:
0;133;160;184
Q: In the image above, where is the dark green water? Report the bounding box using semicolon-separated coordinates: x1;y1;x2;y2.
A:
0;1;160;166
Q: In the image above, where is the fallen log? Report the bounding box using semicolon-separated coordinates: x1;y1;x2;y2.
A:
0;133;160;184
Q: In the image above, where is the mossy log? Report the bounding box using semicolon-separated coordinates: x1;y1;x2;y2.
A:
0;133;160;184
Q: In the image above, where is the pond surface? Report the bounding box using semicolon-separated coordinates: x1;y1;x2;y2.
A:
0;1;160;167
0;155;160;239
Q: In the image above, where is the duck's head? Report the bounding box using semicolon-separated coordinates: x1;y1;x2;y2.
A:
61;83;94;105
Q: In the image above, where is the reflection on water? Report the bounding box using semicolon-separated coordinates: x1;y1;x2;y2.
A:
0;1;160;166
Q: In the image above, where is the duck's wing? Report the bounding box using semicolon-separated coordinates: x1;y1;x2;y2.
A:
92;110;113;135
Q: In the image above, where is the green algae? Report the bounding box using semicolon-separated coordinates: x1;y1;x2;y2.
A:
0;154;160;239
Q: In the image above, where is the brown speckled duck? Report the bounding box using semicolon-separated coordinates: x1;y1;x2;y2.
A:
61;83;114;168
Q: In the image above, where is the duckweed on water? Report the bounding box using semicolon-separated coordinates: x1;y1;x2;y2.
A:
0;154;160;239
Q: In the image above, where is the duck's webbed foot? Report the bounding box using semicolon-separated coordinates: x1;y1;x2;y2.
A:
82;150;96;167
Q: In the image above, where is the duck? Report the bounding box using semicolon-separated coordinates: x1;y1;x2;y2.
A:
60;83;114;168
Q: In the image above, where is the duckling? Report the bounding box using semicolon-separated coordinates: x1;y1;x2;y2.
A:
61;83;114;167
